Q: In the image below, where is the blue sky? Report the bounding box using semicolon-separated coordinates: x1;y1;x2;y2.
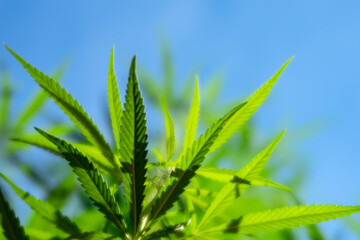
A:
1;1;360;239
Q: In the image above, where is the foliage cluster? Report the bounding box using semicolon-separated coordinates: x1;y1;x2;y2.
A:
0;45;359;239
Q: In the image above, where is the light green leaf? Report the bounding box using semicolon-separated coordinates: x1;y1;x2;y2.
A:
0;71;11;134
67;232;120;240
196;168;290;191
107;47;123;151
4;45;117;170
0;173;80;235
147;102;247;229
12;60;68;134
180;77;199;160
160;39;174;101
197;131;286;230
161;97;175;161
209;57;293;154
152;148;165;163
237;130;286;180
10;135;116;177
200;205;360;235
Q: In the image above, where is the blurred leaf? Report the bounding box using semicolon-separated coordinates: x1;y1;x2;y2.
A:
0;173;81;235
179;77;199;160
161;97;175;161
0;70;11;135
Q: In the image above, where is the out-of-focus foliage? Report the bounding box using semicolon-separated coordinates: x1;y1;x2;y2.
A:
0;61;76;189
0;44;358;240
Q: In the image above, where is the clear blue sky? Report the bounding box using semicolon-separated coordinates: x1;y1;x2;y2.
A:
1;1;360;239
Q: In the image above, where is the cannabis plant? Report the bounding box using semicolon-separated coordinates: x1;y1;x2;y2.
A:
1;44;359;240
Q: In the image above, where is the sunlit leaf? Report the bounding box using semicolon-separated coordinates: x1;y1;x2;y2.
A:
161;97;175;161
107;47;123;151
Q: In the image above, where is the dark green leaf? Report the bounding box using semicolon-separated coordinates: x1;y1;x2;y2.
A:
35;128;128;237
0;187;29;240
120;56;148;236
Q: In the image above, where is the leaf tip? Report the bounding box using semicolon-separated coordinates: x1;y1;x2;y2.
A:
34;127;47;137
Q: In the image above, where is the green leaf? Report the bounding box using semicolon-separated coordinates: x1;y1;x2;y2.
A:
196;131;286;230
24;227;59;240
200;205;360;235
4;45;117;169
196;183;236;231
196;168;291;191
161;97;175;161
12;60;68;134
237;130;286;180
120;56;149;236
152;148;165;163
180;77;199;159
0;187;29;240
0;173;80;235
209;57;293;154
143;221;189;240
160;39;174;101
0;70;11;134
147;102;247;228
67;232;120;240
10;135;117;177
107;47;123;151
35;128;128;237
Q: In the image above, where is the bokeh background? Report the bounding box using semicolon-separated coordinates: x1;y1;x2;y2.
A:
1;1;360;239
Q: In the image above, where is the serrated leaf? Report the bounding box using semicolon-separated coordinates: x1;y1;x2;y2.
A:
180;77;199;159
209;57;293;154
119;56;149;236
147;102;247;228
237;130;286;180
197;131;286;230
107;47;123;151
200;205;360;235
4;45;117;170
196;168;290;191
35;128;128;236
12;61;68;134
0;187;29;240
10;135;117;177
0;173;80;235
161;97;175;161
